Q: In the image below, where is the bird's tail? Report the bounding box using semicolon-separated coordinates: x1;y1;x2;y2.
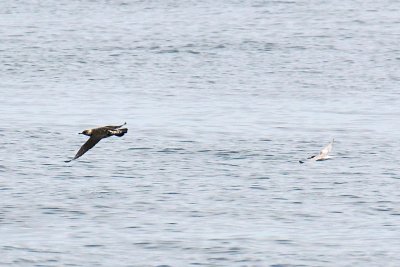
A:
114;128;128;137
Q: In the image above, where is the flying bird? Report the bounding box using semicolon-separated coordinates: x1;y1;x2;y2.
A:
299;139;334;164
65;123;128;162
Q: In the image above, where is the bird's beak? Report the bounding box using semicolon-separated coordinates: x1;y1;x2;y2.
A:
78;133;82;134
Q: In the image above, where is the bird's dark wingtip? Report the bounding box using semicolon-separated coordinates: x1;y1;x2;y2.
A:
299;160;304;164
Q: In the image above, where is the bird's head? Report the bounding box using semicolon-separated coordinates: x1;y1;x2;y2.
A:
79;129;92;136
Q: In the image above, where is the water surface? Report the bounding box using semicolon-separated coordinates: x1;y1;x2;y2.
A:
1;1;399;266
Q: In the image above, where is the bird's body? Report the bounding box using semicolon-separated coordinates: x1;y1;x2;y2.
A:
65;123;127;162
299;139;334;164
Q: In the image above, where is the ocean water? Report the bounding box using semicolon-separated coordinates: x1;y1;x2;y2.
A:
1;1;399;266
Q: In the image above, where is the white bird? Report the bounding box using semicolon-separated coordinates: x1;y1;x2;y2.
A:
299;139;334;164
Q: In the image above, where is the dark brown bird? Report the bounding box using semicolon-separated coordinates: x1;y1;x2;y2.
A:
65;122;128;162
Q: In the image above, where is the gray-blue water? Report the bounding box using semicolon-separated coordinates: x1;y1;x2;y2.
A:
1;1;399;266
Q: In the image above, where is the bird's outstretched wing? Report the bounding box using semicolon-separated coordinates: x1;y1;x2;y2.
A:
104;122;126;130
318;139;334;158
65;136;102;162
